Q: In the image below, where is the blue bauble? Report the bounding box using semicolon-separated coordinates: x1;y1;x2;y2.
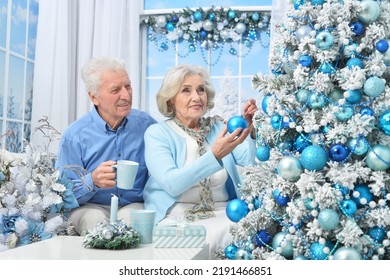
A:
363;76;385;98
347;137;369;156
318;62;336;74
332;183;349;196
256;146;270;161
366;144;390;171
228;10;236;19
299;55;312;67
300;145;327;171
294;255;309;260
329;88;344;102
165;22;175;32
261;93;272;116
277;141;293;153
310;240;334;260
225;244;238;259
345;89;362;104
379;110;390;135
294;133;312;152
227;116;248;134
276;156;303;182
273;189;290;206
334;106;354;122
251;12;260;21
253;197;262;209
188;44;196;52
333;246;362;260
294;0;305;10
347;57;364;69
329;143;349;162
383;39;390;64
235;249;252;260
318;209;340;231
208;13;215;21
254;230;271;247
359;106;374;116
311;0;325;5
159;42;168;51
315;31;334;50
351;184;373;208
308;93;328;109
358;0;381;24
368;226;386;243
349;21;364;36
270;114;283;129
376;39;389;53
341;199;357;216
199;30;208;38
193;11;203;22
296;89;311;104
272;232;293;258
226;199;249;222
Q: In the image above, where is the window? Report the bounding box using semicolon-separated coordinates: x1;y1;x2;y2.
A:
0;0;38;152
141;0;272;122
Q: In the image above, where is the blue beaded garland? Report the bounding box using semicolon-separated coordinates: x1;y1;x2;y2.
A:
328;143;349;162
300;145;327;171
254;230;271;247
351;184;374;208
341;199;357;216
368;226;386;243
226;199;249;222
227;116;248;134
376;39;389;53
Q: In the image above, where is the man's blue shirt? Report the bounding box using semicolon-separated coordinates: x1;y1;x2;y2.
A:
57;106;156;206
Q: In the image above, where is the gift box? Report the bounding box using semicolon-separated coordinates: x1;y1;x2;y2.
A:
153;225;206;248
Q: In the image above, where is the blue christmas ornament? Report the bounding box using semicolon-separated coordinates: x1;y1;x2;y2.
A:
254;230;271;247
368;226;386;243
273;189;290;206
277;141;293;153
299;55;312;67
171;16;179;23
315;31;334;50
253;197;262;209
256;146;270;161
366;144;390;171
228;10;236;19
359;106;374;116
347;137;369;156
294;255;309;260
229;47;237;55
271;114;283;129
261;93;272;116
345;89;362;104
363;76;385;98
329;88;344;102
226;199;249;222
318;209;340;231
272;232;293;258
304;197;315;210
333;246;362;260
311;0;325;5
332;183;349;196
341;199;357;216
159;42;168;51
199;30;208;38
227;116;248;134
300;145;327;171
376;39;389;53
329;143;349;162
351;184;373;208
349;21;364;36
347;57;364;69
379;110;390;135
208;13;215;21
165;22;175;32
251;12;260;21
308;93;328;109
318;62;336;74
276;156;303;182
188;44;196;52
334;106;354;122
358;0;381;24
193;11;203;22
296;89;311;104
235;249;252;260
294;133;312;152
294;0;305;10
225;244;238;259
310;240;334;260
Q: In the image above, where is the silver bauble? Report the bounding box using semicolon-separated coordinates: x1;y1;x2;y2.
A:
296;25;312;42
276;156;303;182
156;15;167;28
333;246;362;260
202;20;213;32
234;22;246;34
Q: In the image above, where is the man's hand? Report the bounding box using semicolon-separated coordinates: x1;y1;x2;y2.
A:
91;160;116;188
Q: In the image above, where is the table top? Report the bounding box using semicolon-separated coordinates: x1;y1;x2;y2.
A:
0;236;209;260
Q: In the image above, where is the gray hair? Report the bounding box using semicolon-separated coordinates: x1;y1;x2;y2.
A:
156;64;215;118
81;56;127;96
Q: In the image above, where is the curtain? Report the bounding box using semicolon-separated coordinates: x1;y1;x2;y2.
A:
31;0;142;152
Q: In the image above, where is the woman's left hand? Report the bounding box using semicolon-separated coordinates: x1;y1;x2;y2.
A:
242;98;258;138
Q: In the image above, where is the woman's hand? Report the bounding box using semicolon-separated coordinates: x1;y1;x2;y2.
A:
211;126;250;161
242;98;258;139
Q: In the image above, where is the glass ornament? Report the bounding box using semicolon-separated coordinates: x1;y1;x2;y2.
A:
273;189;290;206
271;114;283;129
378;110;390;135
234;22;246;34
349;21;364;36
365;144;390;171
256;146;270;161
235;249;252;260
359;107;374;116
346;57;364;69
296;89;311;104
376;39;389;53
328;143;349;162
272;232;293;258
333;246;362;260
368;226;386;243
208;13;215;21
224;243;238;259
329;88;344;102
193;11;203;22
156;15;167;27
229;48;237;55
363;76;385;98
165;22;175;32
358;0;381;24
277;141;293;153
202;20;213;32
351;184;374;208
318;62;336;74
300;145;327;171
341;199;357;216
227;10;236;19
310;240;334;260
261;93;272;116
227;116;248;134
345;89;362;104
294;255;309;260
251;12;260;21
226;199;249;222
294;133;312;152
159;42;168;51
347;137;369;156
334;106;354;122
315;31;334;50
253;230;271;247
276;156;303;182
188;44;196;52
332;183;349;196
308;93;328;109
318;209;340;231
295;25;312;42
299;55;312;67
294;0;305;10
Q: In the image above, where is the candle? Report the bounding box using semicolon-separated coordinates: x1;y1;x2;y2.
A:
110;194;118;223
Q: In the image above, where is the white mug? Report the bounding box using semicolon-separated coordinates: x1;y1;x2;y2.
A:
112;160;139;190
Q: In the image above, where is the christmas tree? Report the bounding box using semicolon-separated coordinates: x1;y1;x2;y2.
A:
222;0;390;260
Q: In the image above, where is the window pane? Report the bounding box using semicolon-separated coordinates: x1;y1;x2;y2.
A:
27;0;38;59
209;77;239;119
6;120;21;152
24;60;32;121
242;32;270;75
144;0;272;9
7;55;24;119
146;37;176;77
0;51;4;117
10;0;27;55
145;78;165;121
23;123;30;142
0;0;7;48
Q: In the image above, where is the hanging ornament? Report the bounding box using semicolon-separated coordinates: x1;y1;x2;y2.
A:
227;116;248;134
368;226;386;243
261;93;272;116
296;89;311;104
277;141;293;153
156;15;167;28
294;133;312;152
193;11;203;22
359;106;374;116
251;12;260;21
315;31;335;50
295;25;313;42
351;184;374;208
334;106;354;122
308;93;328;109
272;232;293;258
276;156;303;182
379;110;390;135
340;199;357;216
318;62;336;74
309;240;334;260
332;183;349;196
234;22;246;34
358;0;381;24
349;21;364;36
256;146;270;161
298;55;312;67
363;76;385;98
318;209;340;231
365;144;390;171
347;137;369;156
333;246;362;260
300;145;327;171
328;143;349;162
226;199;249;222
253;230;271;247
188;44;196;52
227;10;236;19
165;22;175;32
345;89;362;104
346;57;364;69
229;47;237;55
273;189;290;206
159;42;168;51
224;243;238;259
376;39;389;53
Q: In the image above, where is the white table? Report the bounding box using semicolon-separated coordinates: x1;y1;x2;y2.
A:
0;236;209;260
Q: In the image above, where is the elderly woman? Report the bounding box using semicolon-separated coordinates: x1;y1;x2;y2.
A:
143;64;257;257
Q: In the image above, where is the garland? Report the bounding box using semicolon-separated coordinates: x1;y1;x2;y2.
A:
141;6;271;64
